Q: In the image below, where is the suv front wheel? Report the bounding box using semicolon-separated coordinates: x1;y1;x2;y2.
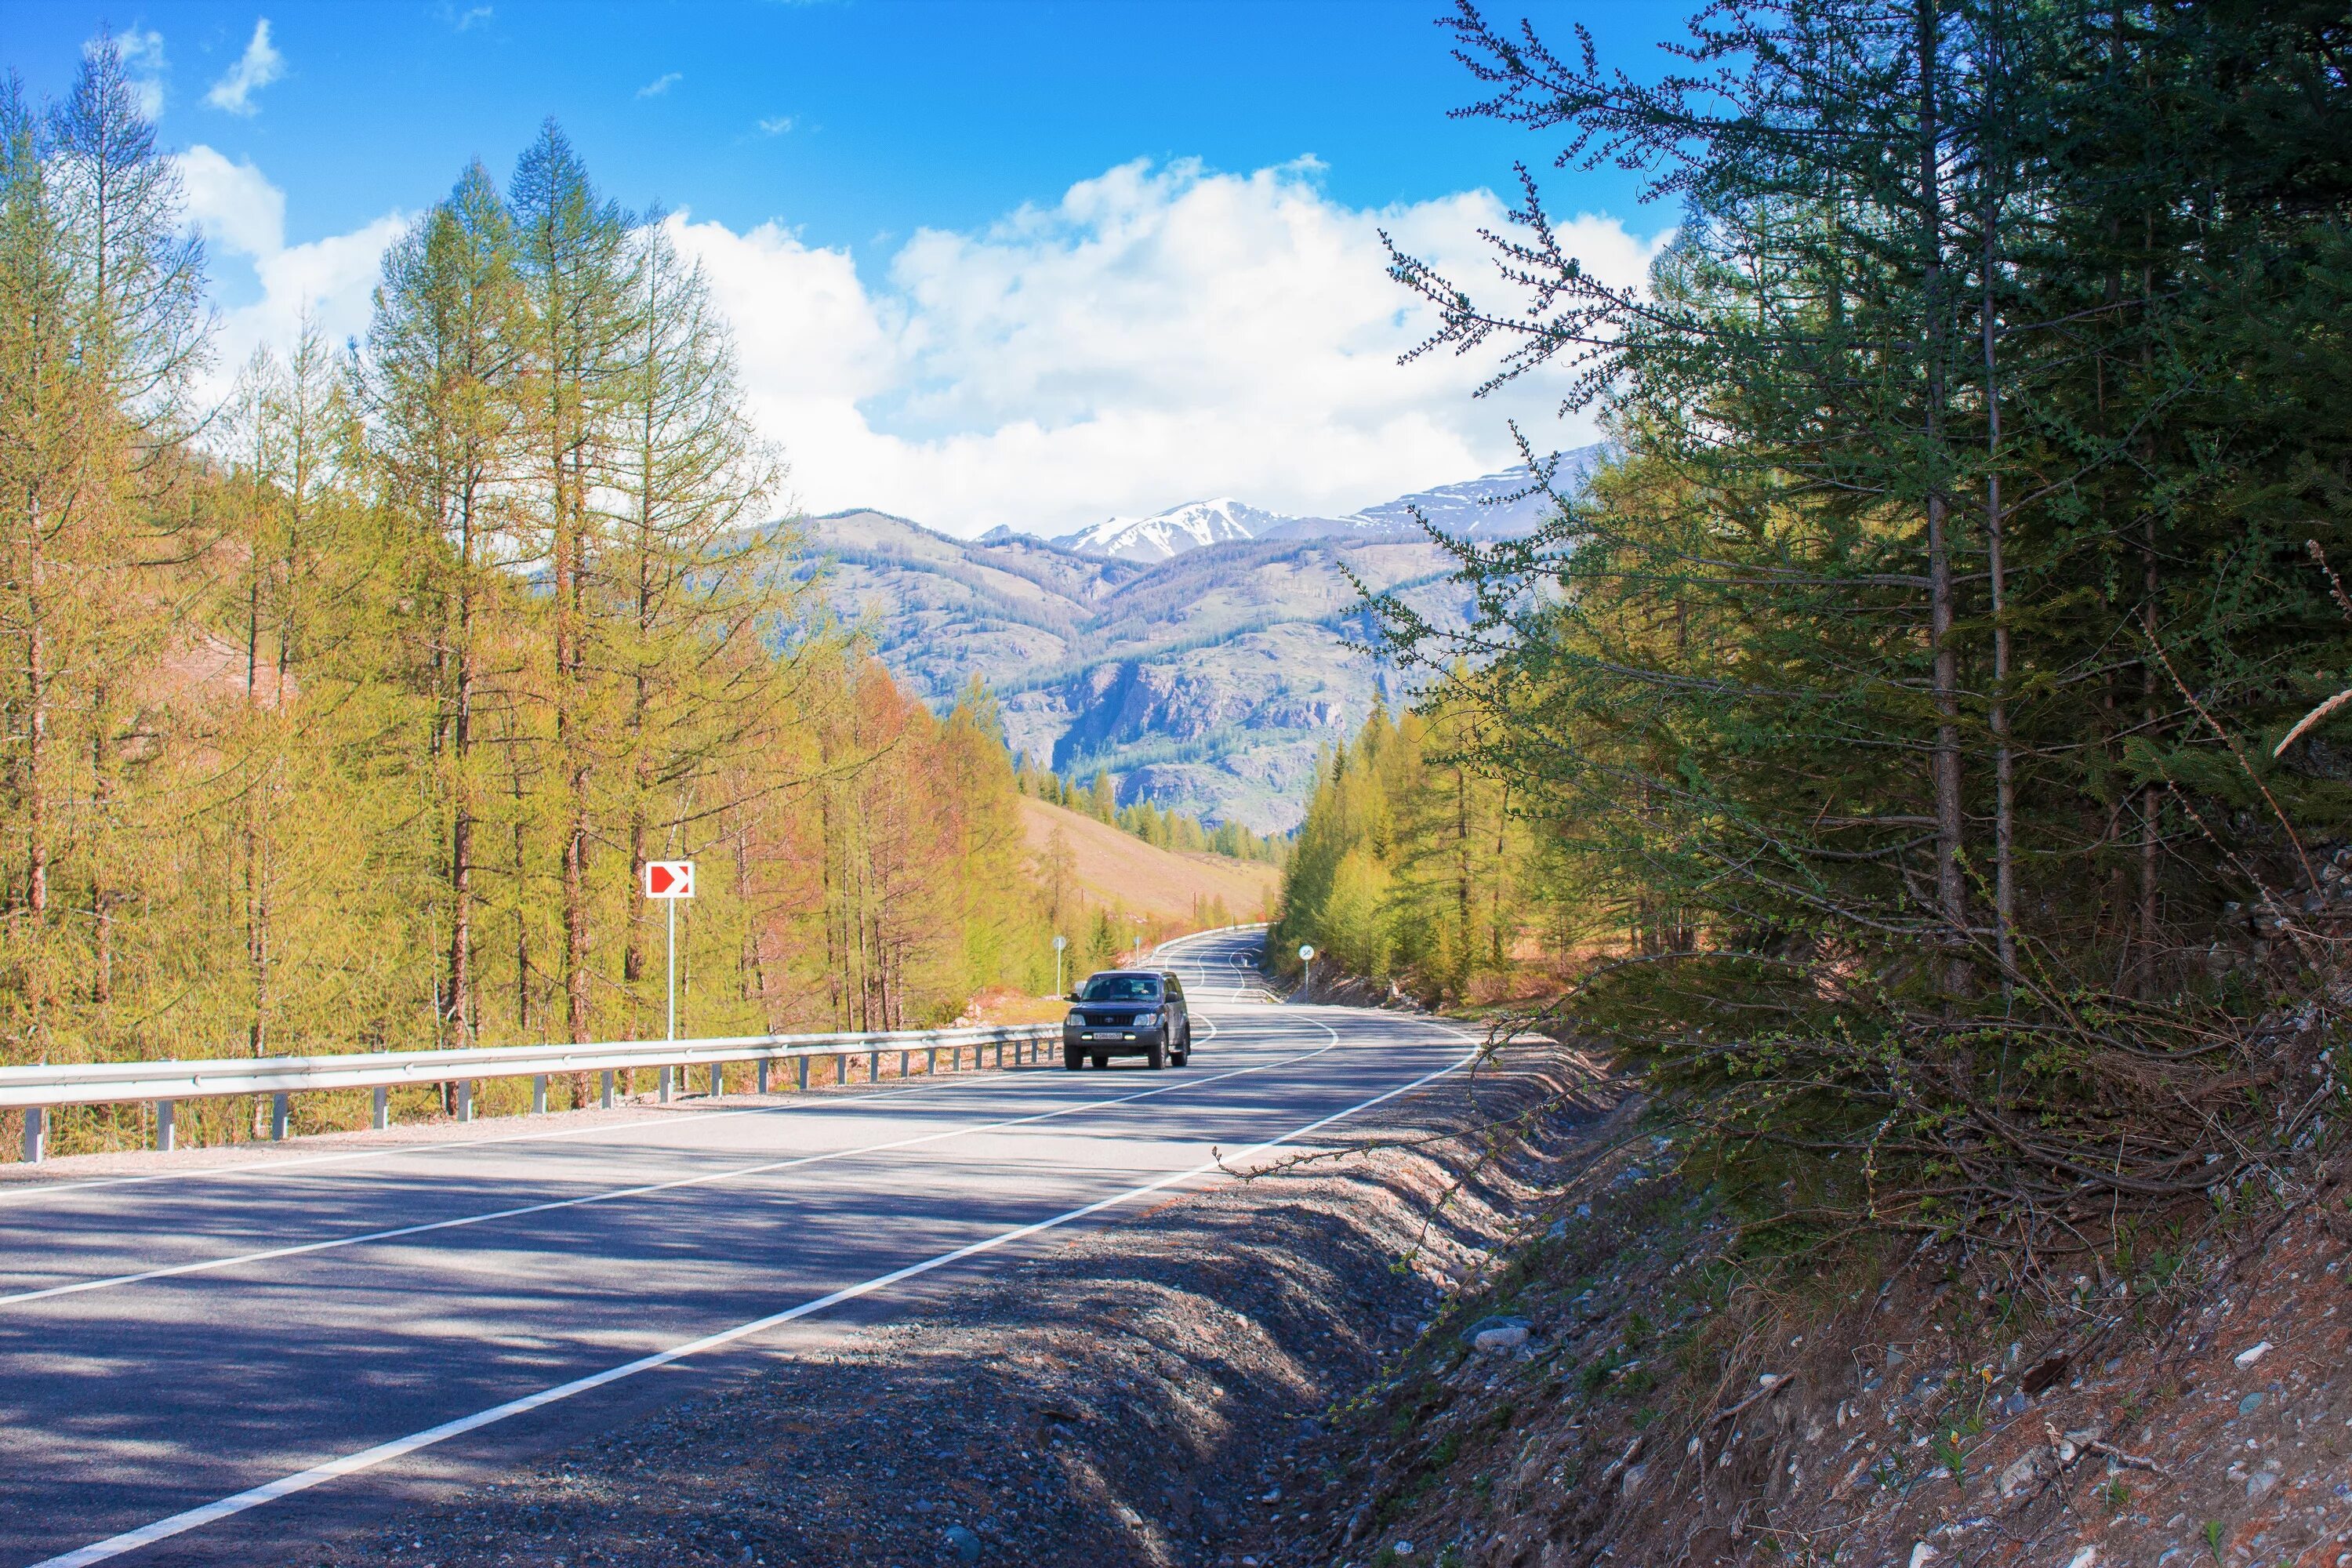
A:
1063;1046;1083;1071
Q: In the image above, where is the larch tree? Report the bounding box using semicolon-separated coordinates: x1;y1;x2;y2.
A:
359;162;529;1054
510;122;634;1047
602;216;789;1036
1;38;203;1059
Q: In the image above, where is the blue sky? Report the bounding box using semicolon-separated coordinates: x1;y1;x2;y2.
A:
4;2;1685;535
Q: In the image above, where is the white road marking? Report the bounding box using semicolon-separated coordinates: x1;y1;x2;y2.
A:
27;1018;1472;1568
0;1015;1342;1308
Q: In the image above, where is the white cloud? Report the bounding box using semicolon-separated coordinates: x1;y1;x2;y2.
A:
206;19;284;116
672;158;1668;536
186;152;1666;539
756;114;795;136
107;27;169;120
176;147;403;404
452;5;493;30
637;71;682;99
178;146;285;257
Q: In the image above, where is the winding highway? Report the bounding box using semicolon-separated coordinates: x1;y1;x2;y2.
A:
0;928;1471;1567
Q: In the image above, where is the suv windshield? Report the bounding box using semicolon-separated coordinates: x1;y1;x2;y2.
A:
1078;974;1162;1003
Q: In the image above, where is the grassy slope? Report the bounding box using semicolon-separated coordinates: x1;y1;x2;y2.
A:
1017;796;1278;924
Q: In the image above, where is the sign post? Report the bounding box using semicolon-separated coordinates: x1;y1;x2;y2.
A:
644;861;696;1043
1298;942;1315;1000
1052;933;1067;998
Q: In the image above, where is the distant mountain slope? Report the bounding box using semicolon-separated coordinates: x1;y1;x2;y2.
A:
797;447;1605;832
1333;445;1610;539
1018;797;1277;925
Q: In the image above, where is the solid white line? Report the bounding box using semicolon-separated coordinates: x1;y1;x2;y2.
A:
27;1020;1470;1568
0;1015;1340;1308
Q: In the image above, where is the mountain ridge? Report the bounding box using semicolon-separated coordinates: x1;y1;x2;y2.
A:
800;446;1605;832
1029;455;1598;564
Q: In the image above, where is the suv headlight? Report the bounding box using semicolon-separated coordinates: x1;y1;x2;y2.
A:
1133;1011;1159;1026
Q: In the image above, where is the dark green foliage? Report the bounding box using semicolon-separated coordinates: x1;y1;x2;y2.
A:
1374;0;2352;1258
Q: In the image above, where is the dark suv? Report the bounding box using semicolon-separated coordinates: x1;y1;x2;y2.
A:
1063;970;1192;1070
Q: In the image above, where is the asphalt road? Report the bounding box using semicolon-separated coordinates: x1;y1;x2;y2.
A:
0;928;1470;1567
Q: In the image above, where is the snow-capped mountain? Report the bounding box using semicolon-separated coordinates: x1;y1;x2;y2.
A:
1053;499;1287;563
1044;444;1609;561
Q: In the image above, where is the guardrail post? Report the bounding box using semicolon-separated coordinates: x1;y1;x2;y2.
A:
531;1074;548;1114
757;1058;770;1094
927;1046;938;1076
797;1056;810;1092
898;1049;910;1079
601;1069;615;1110
659;1065;673;1103
372;1086;389;1130
867;1050;879;1084
155;1100;175;1152
710;1062;724;1098
22;1105;43;1163
456;1081;473;1122
271;1092;290;1141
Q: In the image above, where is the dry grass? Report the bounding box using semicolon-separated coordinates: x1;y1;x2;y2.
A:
1018;797;1278;924
957;985;1073;1025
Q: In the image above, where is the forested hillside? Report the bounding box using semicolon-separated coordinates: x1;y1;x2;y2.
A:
1279;0;2352;1258
0;48;1057;1156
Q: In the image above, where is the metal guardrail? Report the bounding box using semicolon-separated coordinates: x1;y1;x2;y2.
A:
3;1023;1062;1163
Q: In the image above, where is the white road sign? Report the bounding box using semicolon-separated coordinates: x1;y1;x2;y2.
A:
644;860;695;899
